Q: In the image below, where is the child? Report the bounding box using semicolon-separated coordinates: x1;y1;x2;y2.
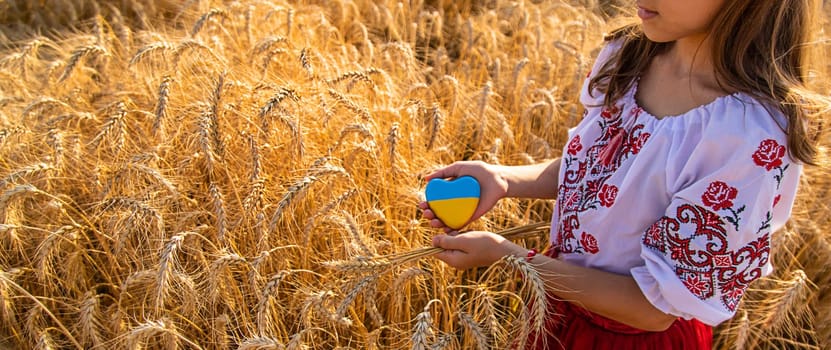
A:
419;0;828;348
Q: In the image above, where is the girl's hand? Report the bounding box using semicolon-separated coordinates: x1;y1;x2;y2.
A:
418;161;508;231
431;231;526;270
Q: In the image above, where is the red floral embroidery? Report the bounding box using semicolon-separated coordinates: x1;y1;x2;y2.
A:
701;181;745;231
630;133;650;155
683;274;712;299
713;255;732;268
567;135;583;155
554;102;647;256
670;245;686;260
643;204;771;312
604;124;622;139
630;106;644;118
600;105;620;119
644;218;673;251
701;181;738;211
721;286;745;311
580;232;600;254
598;184;618;207
563;190;580;212
585;179;601;194
773;195;781;208
753;139;786;171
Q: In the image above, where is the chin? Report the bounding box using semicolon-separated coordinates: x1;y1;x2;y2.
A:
640;27;675;43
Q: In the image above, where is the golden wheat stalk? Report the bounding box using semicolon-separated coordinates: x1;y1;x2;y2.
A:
78;291;103;348
0;163;53;188
252;36;288;57
458;312;489;350
130;41;175;66
238;337;286;350
125;319;203;350
411;299;440;350
303;189;358;244
334;275;377;325
153;76;173;138
502;254;548;350
323;222;548;274
58;44;108;82
0;268;83;349
191;8;230;37
0;126;27;146
299;47;314;78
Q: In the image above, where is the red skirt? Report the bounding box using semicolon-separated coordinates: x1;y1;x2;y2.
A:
525;250;713;350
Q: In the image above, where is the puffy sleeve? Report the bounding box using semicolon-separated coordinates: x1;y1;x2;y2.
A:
629;108;802;326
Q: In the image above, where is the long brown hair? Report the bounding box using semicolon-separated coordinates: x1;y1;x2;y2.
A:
589;0;829;166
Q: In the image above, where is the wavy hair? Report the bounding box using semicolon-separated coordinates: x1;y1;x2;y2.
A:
589;0;829;166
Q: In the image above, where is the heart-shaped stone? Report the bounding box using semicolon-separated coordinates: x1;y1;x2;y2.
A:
425;176;480;229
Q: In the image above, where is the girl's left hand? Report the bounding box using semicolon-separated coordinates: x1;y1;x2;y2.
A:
431;231;526;270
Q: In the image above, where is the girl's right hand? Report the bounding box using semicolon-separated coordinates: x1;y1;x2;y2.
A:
418;161;509;231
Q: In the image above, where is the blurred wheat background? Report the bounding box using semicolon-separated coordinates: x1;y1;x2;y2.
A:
0;0;828;349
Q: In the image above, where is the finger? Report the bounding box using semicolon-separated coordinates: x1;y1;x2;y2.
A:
421;209;436;220
432;234;466;251
418;201;429;210
424;163;462;181
433;249;466;268
429;218;445;228
467;196;499;226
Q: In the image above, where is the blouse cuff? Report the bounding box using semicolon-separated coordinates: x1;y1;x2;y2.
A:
630;263;731;327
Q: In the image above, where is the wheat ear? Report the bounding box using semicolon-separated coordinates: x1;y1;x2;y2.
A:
0;267;83;349
412;299;440;350
502;254;548;350
59;45;108;82
78;291;103;348
130;42;175;66
153;76;172;138
238;337;286;350
334;276;377;326
458;312;489;350
191;8;229;37
0;162;53;188
387;122;400;169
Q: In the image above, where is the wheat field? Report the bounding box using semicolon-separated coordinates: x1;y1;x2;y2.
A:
0;0;828;349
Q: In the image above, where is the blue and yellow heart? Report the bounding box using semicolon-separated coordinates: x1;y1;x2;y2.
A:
425;176;481;229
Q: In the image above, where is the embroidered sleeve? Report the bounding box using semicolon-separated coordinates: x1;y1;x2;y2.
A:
630;135;801;326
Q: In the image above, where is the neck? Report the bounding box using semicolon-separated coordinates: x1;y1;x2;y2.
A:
664;33;717;82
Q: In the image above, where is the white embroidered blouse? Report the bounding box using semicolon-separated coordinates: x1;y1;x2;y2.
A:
550;40;802;326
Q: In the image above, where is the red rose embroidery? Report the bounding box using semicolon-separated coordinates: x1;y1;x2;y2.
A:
753;139;786;171
567;135;583;155
773;195;781;208
701;181;738;211
598;184;618;207
580;232;599;254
